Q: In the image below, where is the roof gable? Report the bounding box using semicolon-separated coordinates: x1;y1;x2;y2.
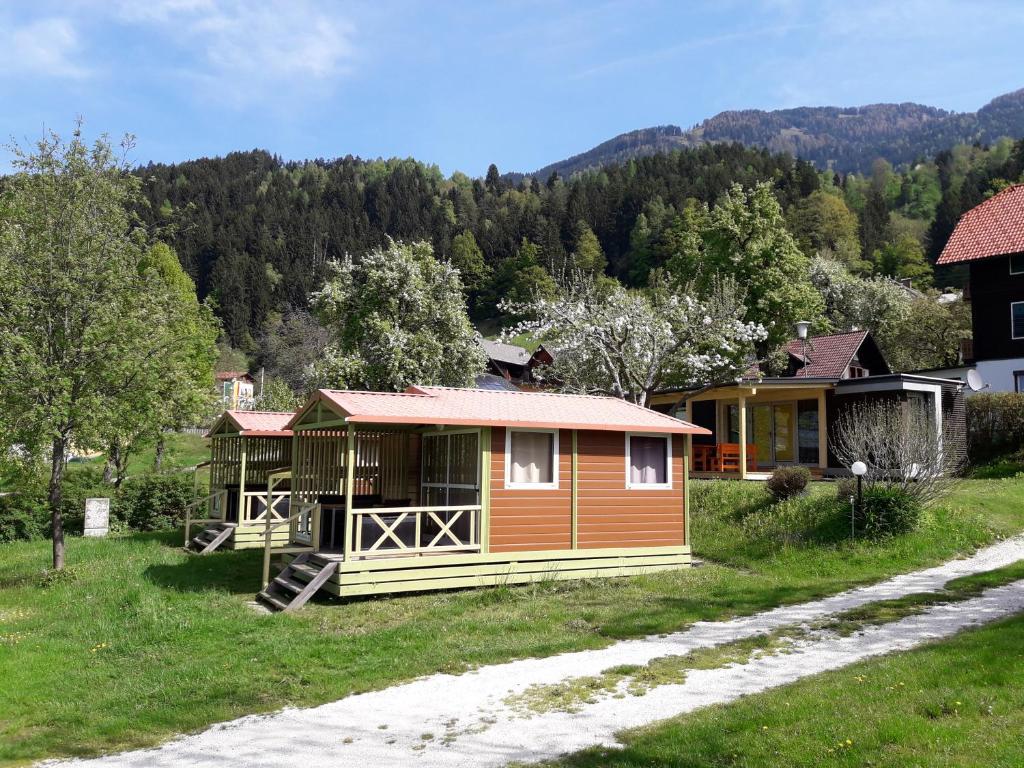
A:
936;184;1024;265
784;330;889;379
207;410;295;437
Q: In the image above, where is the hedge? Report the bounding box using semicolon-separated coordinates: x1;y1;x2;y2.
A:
966;393;1024;462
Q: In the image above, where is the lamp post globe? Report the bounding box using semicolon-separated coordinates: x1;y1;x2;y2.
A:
850;461;867;537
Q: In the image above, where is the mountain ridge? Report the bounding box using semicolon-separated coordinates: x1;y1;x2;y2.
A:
531;88;1024;178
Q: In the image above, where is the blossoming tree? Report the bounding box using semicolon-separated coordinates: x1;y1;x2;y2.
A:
502;274;765;406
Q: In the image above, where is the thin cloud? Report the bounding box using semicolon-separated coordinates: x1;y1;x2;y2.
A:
0;17;91;79
572;22;809;80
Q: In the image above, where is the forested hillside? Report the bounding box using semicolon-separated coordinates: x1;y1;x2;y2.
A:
137;136;1024;353
533;88;1024;178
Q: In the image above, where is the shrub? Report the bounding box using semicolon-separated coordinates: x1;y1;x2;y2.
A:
766;466;811;501
0;489;50;542
112;474;194;532
835;477;857;502
859;485;922;538
966;393;1024;463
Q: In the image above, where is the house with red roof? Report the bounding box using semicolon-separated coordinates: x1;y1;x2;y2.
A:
193;385;708;610
935;183;1024;392
648;329;964;479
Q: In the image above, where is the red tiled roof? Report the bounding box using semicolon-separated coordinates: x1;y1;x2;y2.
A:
936;184;1024;265
293;386;710;435
786;330;868;378
207;410;294;437
214;371;252;382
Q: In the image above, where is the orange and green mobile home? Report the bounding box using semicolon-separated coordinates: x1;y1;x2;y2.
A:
257;386;709;611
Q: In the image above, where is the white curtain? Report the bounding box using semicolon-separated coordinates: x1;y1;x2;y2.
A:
630;436;667;484
510;431;554;484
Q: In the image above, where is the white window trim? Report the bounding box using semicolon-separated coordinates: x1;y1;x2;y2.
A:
624;432;673;490
504;428;559;490
1012;301;1024;340
1010;253;1024;276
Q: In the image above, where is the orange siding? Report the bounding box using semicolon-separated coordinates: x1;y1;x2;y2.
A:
488;427;572;552
576;431;685;549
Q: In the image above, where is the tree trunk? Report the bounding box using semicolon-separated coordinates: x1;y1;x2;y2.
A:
102;441;117;484
154;435;165;472
49;437;66;571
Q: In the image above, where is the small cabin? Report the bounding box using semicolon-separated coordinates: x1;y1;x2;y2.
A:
648;330;965;478
185;411;294;552
257;386;708;610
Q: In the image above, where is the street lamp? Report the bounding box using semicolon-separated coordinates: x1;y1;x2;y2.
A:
795;321;811;375
851;461;867;536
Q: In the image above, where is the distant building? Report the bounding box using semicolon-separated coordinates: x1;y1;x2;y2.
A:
478;339;554;387
935;184;1024;392
648;329;965;478
215;371;255;410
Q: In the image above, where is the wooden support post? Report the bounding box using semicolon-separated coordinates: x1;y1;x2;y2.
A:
683;434;691;546
344;423;355;560
737;395;747;479
480;427;491;554
571;429;578;550
237;437;248;522
817;389;828;470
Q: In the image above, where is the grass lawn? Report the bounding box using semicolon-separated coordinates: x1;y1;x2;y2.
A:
537;611;1024;768
69;432;210;478
1;478;1022;765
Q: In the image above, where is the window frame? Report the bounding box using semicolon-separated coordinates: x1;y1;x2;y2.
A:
1014;371;1024;394
503;428;559;490
1012;301;1024;340
624;432;673;490
1010;253;1024;276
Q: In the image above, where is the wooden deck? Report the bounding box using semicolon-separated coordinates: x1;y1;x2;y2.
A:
282;545;692;598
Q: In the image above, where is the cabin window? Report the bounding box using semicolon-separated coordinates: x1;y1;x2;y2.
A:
1012;302;1024;340
626;433;672;489
1010;253;1024;275
505;429;558;489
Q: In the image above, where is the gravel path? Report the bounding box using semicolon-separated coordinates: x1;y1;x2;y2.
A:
44;534;1024;768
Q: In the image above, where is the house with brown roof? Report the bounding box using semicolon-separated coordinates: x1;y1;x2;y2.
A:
479;338;553;386
648;330;964;479
935;183;1024;392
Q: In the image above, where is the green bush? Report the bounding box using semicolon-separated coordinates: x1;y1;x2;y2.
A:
0;469;194;541
860;485;922;538
0;489;50;542
766;466;811;501
966;393;1024;463
112;474;193;532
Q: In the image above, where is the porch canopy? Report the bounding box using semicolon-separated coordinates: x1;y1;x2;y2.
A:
675;379;833;479
205;410;294;524
283;386;709;561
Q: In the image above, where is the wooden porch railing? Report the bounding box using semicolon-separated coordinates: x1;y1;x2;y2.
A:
240;490;290;524
183;488;228;547
351;504;482;559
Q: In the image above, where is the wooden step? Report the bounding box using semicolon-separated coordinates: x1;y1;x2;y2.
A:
273;574;306;593
256;558;339;613
256;590;290;611
289;562;323;581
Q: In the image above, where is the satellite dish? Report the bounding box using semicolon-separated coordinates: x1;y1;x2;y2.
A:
966;369;988;392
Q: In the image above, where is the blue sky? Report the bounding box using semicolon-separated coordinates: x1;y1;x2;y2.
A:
1;0;1022;176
